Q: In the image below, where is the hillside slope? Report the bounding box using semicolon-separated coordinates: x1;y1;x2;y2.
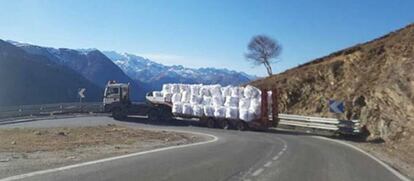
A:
0;40;102;106
251;24;414;144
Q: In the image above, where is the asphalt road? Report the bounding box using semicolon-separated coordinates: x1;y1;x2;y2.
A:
0;116;405;181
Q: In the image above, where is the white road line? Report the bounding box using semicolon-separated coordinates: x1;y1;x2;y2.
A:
252;168;264;177
312;136;410;181
264;161;272;167
0;131;219;181
272;155;279;160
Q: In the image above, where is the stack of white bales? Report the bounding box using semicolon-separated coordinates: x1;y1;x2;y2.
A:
153;84;262;122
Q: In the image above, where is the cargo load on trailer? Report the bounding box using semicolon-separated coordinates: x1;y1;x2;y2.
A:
151;84;264;122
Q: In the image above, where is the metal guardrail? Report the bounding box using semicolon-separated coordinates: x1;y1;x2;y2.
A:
0;102;103;119
277;113;361;135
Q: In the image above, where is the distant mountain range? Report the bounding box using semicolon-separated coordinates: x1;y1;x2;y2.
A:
0;40;256;106
103;51;256;90
0;40;102;106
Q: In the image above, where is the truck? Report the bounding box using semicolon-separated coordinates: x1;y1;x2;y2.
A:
103;81;279;131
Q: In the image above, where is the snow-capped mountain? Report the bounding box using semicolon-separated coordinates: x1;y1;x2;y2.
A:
103;51;257;90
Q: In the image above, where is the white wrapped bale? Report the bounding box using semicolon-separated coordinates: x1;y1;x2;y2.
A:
239;98;251;110
190;84;202;96
192;105;203;117
204;106;214;117
163;93;173;102
153;91;163;97
214;106;226;118
190;95;202;104
182;104;193;115
179;84;190;92
239;109;255;122
171;84;180;94
200;86;211;97
224;96;239;107
202;96;212;106
221;86;232;97
162;84;171;93
172;103;183;115
249;98;262;116
171;93;182;103
181;91;191;103
231;87;244;97
210;85;222;97
212;96;224;107
244;85;261;99
225;107;239;119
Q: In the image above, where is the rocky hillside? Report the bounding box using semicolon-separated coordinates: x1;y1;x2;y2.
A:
250;24;414;144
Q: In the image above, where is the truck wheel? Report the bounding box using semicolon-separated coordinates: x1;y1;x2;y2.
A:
218;120;230;130
206;118;215;128
235;121;248;131
112;108;126;120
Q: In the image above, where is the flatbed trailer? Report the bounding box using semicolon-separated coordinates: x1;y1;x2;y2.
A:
103;81;279;131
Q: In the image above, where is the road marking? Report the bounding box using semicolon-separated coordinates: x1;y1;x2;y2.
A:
0;131;218;181
272;155;279;160
312;136;410;181
264;161;272;167
252;168;264;177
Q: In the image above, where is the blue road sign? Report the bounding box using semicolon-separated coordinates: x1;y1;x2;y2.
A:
329;100;344;113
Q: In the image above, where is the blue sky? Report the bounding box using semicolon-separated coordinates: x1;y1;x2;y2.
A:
0;0;413;76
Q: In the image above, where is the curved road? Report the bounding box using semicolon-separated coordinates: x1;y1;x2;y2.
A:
0;116;405;181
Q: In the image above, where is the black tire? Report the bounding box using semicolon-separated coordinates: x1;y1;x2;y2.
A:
206;118;216;128
112;108;126;120
148;109;160;122
235;121;248;131
217;120;230;130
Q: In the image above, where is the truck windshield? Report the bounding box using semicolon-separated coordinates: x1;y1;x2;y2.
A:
105;87;119;97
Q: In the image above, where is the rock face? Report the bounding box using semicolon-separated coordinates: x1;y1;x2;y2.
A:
250;24;414;143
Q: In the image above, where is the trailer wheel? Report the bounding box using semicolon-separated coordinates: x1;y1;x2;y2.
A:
217;120;230;130
206;118;216;128
148;109;160;122
112;108;126;120
235;121;248;131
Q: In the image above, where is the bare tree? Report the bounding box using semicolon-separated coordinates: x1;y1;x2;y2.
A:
245;35;281;76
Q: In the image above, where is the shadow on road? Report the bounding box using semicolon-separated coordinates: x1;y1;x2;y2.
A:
116;116;205;128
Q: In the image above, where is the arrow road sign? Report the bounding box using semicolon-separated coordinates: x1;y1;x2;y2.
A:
78;88;86;98
329;100;344;113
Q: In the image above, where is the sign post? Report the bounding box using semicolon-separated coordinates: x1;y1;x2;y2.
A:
78;88;86;112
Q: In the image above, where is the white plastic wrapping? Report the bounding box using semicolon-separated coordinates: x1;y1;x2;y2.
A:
210;85;222;97
153;91;163;97
231;87;244;97
172;103;183;114
225;107;239;119
239;98;251;110
214;106;226;118
224;96;239;107
190;84;202;96
171;84;180;94
192;105;203;117
200;86;211;97
162;84;171;93
181;91;191;103
212;96;224;107
182;104;193;115
239;109;255;122
202;96;212;106
163;93;173;102
203;106;214;117
249;98;261;116
171;93;182;103
244;85;261;99
221;86;232;97
190;95;202;105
